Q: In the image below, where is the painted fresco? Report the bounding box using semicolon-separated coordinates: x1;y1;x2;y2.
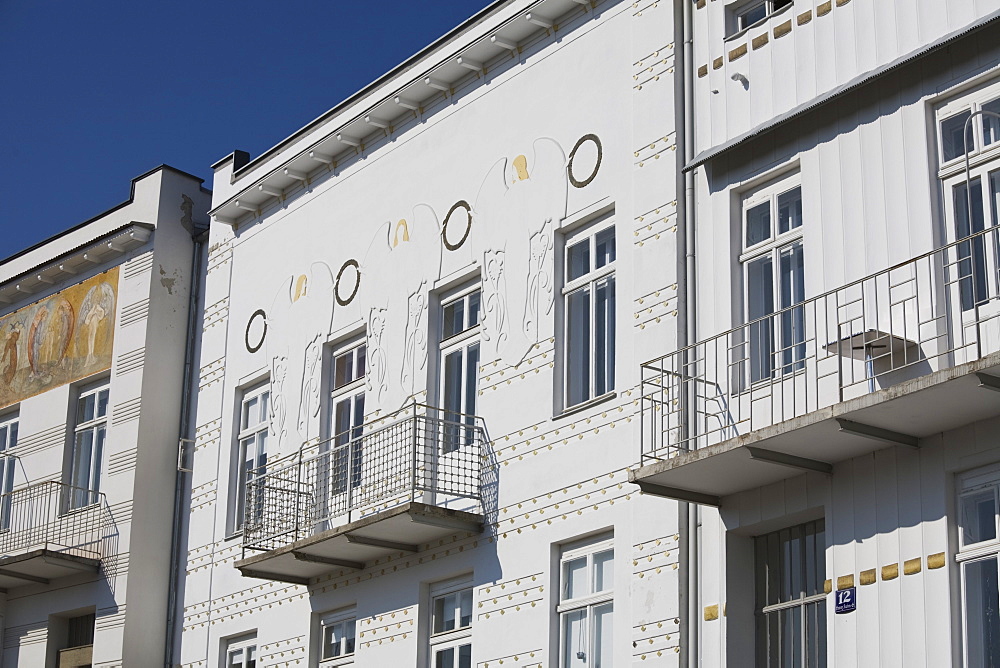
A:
0;267;119;408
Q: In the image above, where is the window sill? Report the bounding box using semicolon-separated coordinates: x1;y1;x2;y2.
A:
554;392;617;421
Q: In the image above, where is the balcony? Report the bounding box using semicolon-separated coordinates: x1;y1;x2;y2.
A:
236;404;486;584
0;481;110;589
631;227;1000;505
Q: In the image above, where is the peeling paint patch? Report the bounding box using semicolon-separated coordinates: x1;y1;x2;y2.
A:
160;265;179;295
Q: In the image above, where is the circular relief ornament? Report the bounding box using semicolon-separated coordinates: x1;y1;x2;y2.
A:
245;309;267;354
442;200;473;251
567;134;603;189
335;259;361;306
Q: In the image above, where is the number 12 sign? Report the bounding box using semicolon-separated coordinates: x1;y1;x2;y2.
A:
835;587;856;614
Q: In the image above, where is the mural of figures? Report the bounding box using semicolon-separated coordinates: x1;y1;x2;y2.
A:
362;205;442;409
266;264;335;450
0;267;118;408
474;139;568;367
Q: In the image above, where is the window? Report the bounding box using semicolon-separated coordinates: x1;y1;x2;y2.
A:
741;179;805;384
730;0;792;34
439;288;481;453
564;224;616;408
68;381;109;509
67;612;95;649
958;465;1000;667
319;608;356;666
429;577;473;668
938;82;1000;312
0;413;17;529
225;634;257;668
558;534;614;668
327;342;366;494
235;383;269;531
754;519;826;667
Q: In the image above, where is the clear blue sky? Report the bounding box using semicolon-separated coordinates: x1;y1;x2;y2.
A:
0;0;491;257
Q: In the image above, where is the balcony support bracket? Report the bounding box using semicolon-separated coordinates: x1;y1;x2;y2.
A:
634;480;721;507
238;567;310;586
836;418;918;449
976;373;1000;392
292;551;364;571
345;533;418;553
746;447;833;475
0;568;49;585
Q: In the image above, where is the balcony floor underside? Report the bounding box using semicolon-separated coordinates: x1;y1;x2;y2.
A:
631;352;1000;505
235;502;484;585
0;549;100;590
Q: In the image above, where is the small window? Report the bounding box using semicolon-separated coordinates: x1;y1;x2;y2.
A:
731;0;792;35
958;465;1000;666
235;383;269;532
327;342;366;494
225;634;258;668
563;223;616;408
754;519;827;667
68;381;109;509
319;608;357;667
0;412;17;528
558;534;614;668
429;577;473;668
938;87;1000;164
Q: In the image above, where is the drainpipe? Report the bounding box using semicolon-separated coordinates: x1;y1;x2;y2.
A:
674;0;698;665
164;227;207;667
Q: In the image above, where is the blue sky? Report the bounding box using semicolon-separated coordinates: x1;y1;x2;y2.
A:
0;0;490;257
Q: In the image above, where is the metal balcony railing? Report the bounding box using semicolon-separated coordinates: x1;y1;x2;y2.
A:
0;480;109;561
242;403;485;554
642;225;1000;461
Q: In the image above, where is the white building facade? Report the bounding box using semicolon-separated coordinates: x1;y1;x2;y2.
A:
631;0;1000;666
176;1;685;667
0;166;211;667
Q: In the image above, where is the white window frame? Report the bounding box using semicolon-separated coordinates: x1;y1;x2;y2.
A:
740;175;805;385
318;607;357;667
428;575;473;668
438;285;481;454
957;463;1000;667
234;382;269;533
0;411;17;529
936;79;1000;171
557;534;614;668
68;380;109;510
225;633;258;668
727;0;793;37
562;222;616;410
326;339;367;494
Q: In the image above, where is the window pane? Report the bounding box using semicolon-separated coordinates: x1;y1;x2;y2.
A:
594;549;614;593
334;398;353;444
258;391;269;424
942;110;974;162
564;557;588;600
748;255;775;383
953;178;988;311
334;351;351;389
779;244;806;373
984;98;1000;148
562;608;587;668
7;421;16;449
443;350;463;420
566;287;591;406
962;491;998;546
443;300;465;339
567;240;591;282
79;393;95;424
92;425;106;493
434;593;457;633
228;649;243;668
594;276;615;396
97;389;109;417
72;430;94;492
594;602;614;668
595;227;616;268
739;2;767;29
323;624;339;658
458;643;472;668
746;202;772;246
460;588;473;628
468;291;481;327
778;187;803;234
0;426;6;452
964;557;1000;667
435;647;455;668
465;344;480;425
246;646;256;668
345;619;356;654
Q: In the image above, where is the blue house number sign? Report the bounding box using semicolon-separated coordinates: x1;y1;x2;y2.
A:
835;587;856;614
